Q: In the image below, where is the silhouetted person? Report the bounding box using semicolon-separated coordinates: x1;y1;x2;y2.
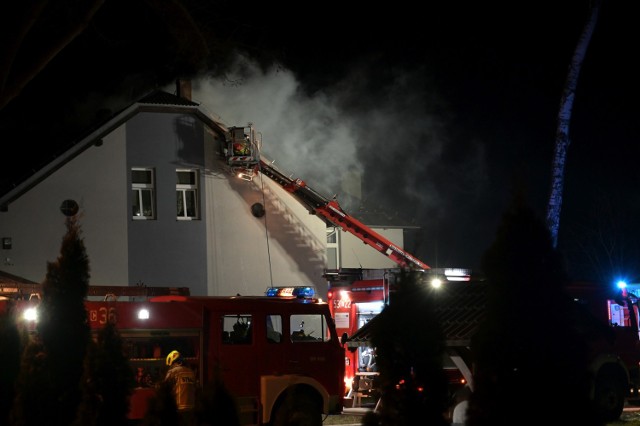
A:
165;350;196;426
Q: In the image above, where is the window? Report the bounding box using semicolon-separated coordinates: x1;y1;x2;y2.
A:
290;314;330;342
132;168;155;219
177;169;198;220
222;314;252;344
266;314;282;343
327;228;339;269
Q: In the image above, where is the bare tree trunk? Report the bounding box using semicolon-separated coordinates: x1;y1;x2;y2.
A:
546;0;602;248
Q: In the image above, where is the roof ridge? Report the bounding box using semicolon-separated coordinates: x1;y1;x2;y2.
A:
139;89;199;107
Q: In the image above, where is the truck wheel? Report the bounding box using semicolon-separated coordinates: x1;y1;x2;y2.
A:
271;388;322;426
594;373;626;423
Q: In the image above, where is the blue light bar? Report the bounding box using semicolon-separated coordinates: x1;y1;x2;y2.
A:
265;286;315;298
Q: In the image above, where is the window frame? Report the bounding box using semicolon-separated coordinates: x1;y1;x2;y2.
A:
290;313;330;342
221;314;253;345
176;169;199;220
132;167;156;220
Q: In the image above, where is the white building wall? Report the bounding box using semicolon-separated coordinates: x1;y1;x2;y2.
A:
260;176;327;294
0;103;343;299
338;227;404;269
122;111;327;297
0;125;129;285
204;129;327;298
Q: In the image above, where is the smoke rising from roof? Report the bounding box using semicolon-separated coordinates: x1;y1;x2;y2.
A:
189;55;496;269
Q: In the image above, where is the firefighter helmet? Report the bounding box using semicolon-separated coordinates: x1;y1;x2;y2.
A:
166;350;181;366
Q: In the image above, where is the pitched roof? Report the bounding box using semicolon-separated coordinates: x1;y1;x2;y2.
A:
139;90;199;106
0;270;39;299
0;89;225;210
0;270;37;285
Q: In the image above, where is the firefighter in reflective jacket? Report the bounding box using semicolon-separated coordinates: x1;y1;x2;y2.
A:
165;350;196;424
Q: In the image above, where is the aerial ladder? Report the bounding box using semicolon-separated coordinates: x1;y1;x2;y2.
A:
224;124;430;271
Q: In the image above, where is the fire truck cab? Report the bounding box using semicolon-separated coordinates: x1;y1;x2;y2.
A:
3;287;345;425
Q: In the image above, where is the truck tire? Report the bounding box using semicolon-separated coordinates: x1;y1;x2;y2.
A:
271;388;322;426
593;370;626;423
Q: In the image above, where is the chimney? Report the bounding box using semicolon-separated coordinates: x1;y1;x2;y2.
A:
176;79;192;101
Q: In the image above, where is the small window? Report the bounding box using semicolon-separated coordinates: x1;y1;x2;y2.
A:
266;314;283;343
290;314;330;342
177;169;199;220
222;314;252;344
327;228;339;270
132;168;155;219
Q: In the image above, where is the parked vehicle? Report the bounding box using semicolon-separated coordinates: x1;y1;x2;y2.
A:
2;286;345;425
340;278;640;423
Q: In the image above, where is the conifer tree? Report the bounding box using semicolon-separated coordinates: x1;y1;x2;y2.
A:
9;335;49;426
467;192;595;425
74;339;101;426
365;270;449;426
11;215;92;426
0;303;22;425
75;321;135;426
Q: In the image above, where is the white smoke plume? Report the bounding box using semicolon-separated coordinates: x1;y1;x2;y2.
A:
189;55;492;268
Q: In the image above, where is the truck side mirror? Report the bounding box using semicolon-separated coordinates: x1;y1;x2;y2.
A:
340;332;349;346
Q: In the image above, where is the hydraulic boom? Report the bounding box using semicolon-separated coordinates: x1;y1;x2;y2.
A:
224;124;430;270
259;159;429;270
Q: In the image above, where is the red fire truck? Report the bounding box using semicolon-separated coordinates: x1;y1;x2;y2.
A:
1;286;345;425
324;267;472;404
564;280;640;421
338;278;640;422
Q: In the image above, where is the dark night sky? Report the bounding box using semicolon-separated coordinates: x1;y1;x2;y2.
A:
2;1;638;283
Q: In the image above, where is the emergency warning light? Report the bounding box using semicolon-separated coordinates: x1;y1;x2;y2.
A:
617;280;629;297
265;286;315;299
615;280;640;298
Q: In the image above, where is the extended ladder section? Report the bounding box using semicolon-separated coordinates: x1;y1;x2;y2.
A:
258;159;430;271
223;123;429;270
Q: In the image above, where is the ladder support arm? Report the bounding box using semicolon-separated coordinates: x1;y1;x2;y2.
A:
258;160;429;270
